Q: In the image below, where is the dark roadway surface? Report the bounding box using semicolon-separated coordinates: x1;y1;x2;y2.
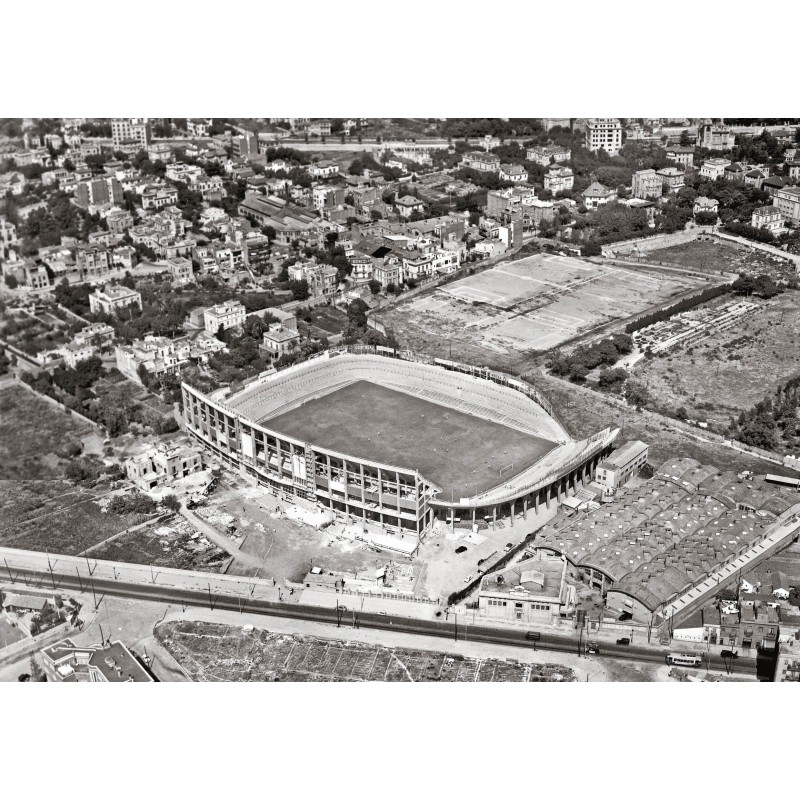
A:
9;567;766;679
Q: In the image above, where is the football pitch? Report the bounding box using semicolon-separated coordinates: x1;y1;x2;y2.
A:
264;380;556;498
384;253;702;364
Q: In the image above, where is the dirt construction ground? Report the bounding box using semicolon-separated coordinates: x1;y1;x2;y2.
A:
631;293;800;432
382;254;700;371
644;238;797;280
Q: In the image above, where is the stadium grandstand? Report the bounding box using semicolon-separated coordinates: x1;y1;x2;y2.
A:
533;457;800;626
181;346;618;552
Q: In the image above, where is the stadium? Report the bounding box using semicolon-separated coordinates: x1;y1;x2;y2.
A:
181;346;618;553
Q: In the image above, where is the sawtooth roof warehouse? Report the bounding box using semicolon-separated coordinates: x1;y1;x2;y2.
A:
181;346;617;555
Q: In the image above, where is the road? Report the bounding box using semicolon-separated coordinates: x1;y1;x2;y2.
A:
3;563;759;677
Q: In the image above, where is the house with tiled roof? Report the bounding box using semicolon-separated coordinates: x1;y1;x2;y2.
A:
395;195;425;219
743;167;769;189
582;181;616;210
499;163;528;183
693;196;719;217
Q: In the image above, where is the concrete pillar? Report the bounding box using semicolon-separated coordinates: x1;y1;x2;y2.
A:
509;500;514;527
472;508;476;526
492;506;496;530
546;488;551;509
534;492;539;513
523;496;528;520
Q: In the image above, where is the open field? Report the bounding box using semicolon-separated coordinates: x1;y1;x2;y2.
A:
631;295;800;431
533;372;798;477
90;515;230;573
267;380;556;498
155;620;577;681
305;305;347;334
382;254;701;370
0;617;27;650
0;384;97;479
0;480;150;555
644;238;797;279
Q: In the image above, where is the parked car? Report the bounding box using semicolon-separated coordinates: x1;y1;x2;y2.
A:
587;641;600;654
720;649;738;659
464;574;473;583
618;611;633;622
616;637;630;646
504;543;513;552
455;545;468;554
525;631;541;641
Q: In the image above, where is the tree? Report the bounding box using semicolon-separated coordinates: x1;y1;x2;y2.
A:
694;211;718;226
598;367;628;390
679;130;692;147
215;323;227;342
626;381;650;408
289;279;310;301
368;279;381;295
4;273;18;289
161;494;181;512
582;241;602;257
29;656;44;681
347;298;370;329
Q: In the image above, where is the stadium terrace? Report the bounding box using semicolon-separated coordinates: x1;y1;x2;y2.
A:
181;347;618;553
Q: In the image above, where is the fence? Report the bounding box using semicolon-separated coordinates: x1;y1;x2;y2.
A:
340;587;439;605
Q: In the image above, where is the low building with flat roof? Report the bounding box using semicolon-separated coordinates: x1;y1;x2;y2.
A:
125;441;203;490
89;284;142;316
42;638;154;682
203;301;246;335
478;552;576;626
594;440;649;493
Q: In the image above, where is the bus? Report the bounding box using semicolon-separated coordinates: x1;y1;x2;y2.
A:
666;653;702;667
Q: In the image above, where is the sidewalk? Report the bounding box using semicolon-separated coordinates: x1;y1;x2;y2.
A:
300;589;440;620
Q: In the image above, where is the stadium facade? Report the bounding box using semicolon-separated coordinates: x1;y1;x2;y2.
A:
181;346;618;552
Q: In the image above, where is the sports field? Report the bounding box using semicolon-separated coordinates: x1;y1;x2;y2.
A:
265;380;556;498
382;254;700;369
439;253;699;350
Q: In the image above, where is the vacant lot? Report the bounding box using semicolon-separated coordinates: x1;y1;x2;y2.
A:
267;380;555;498
631;294;800;431
305;305;348;335
0;617;27;650
155;620;577;682
383;254;699;370
0;481;151;555
0;384;96;479
533;372;797;477
90;515;230;573
645;239;795;279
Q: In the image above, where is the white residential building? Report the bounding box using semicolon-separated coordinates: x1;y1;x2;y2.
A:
700;158;731;180
772;186;800;225
751;206;787;235
88;284;142;315
115;335;191;383
203;301;246;335
585;118;622;155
